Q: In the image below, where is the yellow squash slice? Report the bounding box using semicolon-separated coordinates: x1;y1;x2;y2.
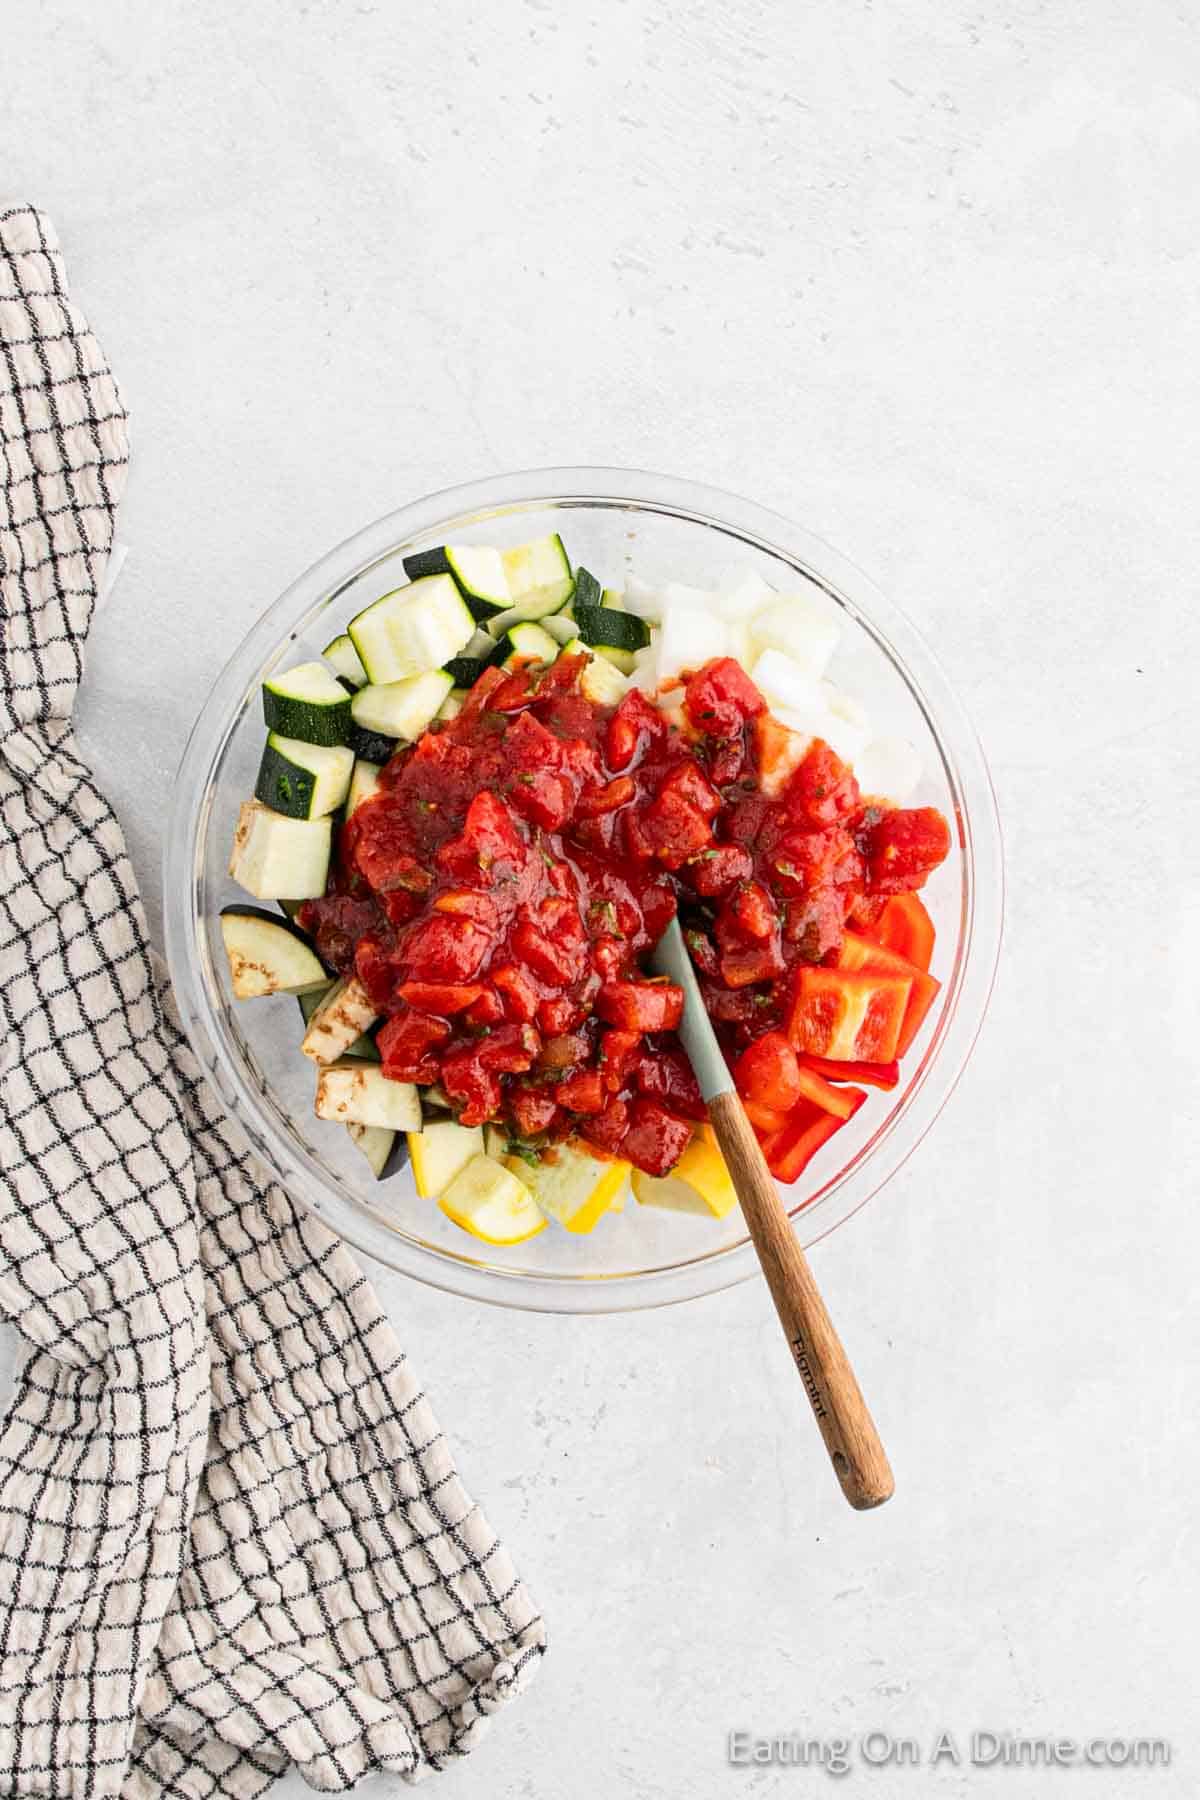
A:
631;1129;738;1220
438;1154;546;1245
505;1143;630;1235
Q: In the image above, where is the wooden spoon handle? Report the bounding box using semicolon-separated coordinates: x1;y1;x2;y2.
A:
708;1090;895;1510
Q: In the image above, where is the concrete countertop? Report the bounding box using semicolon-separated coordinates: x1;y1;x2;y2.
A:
5;3;1197;1795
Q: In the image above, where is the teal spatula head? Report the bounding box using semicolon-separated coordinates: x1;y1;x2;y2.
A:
649;916;735;1103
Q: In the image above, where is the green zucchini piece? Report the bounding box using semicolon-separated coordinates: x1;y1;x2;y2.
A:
572;566;603;609
347;574;475;683
499;622;560;669
570;603;651;654
402;545;511;620
322;633;368;689
262;662;353;746
229;801;331;901
443;655;492;687
220;907;329;999
350;670;453;741
255;734;354;820
563;637;629;706
346;760;382;818
501;534;574;610
347;723;397;764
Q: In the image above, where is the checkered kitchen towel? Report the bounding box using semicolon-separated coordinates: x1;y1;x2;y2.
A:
0;205;545;1800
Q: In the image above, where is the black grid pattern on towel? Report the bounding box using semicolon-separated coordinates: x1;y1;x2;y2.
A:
0;205;545;1800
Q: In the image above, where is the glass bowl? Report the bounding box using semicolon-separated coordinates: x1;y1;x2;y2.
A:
164;467;1002;1312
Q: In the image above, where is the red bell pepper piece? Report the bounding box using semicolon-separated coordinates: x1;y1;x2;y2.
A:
787;965;912;1062
743;1098;793;1135
799;1053;900;1092
865;892;935;972
759;1087;867;1185
836;930;940;1059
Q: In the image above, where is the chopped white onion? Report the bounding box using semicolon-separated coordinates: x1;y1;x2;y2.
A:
748;648;824;715
656;605;729;684
623;576;663;620
717;569;775;620
853;735;922;804
750;593;841;679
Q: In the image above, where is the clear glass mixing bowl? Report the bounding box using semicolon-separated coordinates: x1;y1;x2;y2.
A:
164;468;1002;1312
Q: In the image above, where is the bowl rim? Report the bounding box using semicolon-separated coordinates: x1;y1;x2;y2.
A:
164;465;1003;1312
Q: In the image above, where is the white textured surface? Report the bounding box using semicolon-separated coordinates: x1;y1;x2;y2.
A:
6;3;1199;1795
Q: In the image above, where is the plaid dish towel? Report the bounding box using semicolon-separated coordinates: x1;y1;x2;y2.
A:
0;206;545;1800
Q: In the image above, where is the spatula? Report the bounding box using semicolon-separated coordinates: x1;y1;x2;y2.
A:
651;917;894;1510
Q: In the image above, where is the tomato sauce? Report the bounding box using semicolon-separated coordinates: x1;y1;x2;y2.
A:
300;654;949;1179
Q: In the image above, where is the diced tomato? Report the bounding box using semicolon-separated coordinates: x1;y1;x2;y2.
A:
579;1095;630;1154
641;789;714;869
554;1067;606;1114
377;1010;451;1083
511;917;579;988
464;986;505;1029
633;1047;705;1120
686;843;754;898
576;775;636;818
760;1092;865;1185
508;767;576;831
734;1031;803;1114
439;1047;502;1125
655;760;721;820
786;739;861;829
396;981;483;1015
492;963;540;1024
606;689;667;772
476;1023;541;1074
716;933;785;990
681;927;720;978
725;880;778;941
399;914;491;983
595;980;684;1032
435;790;528;882
867;892;935;972
861;806;951;895
536;1031;590;1073
537;995;584;1035
619;1098;694;1177
799;1053;900;1092
836;931;940;1059
598;1028;641;1092
510;1086;562;1139
787;965;912;1062
707;735;746;786
683;658;766;738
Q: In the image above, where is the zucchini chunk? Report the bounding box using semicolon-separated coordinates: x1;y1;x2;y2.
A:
443;654;490;687
347;723;397;764
347;574;475;684
315;1060;421;1131
254;734;354;820
298;983;377;1059
262;661;353;746
402;545;511;620
562;637;629;706
347;1122;399;1180
219;907;328;1000
570;602;650;654
350;669;453;741
301;974;379;1063
498;621;560;669
501;534;574;610
436;689;466;722
229;801;331;900
345;760;382;818
322;633;368;689
408;1118;484;1198
571;566;603;609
